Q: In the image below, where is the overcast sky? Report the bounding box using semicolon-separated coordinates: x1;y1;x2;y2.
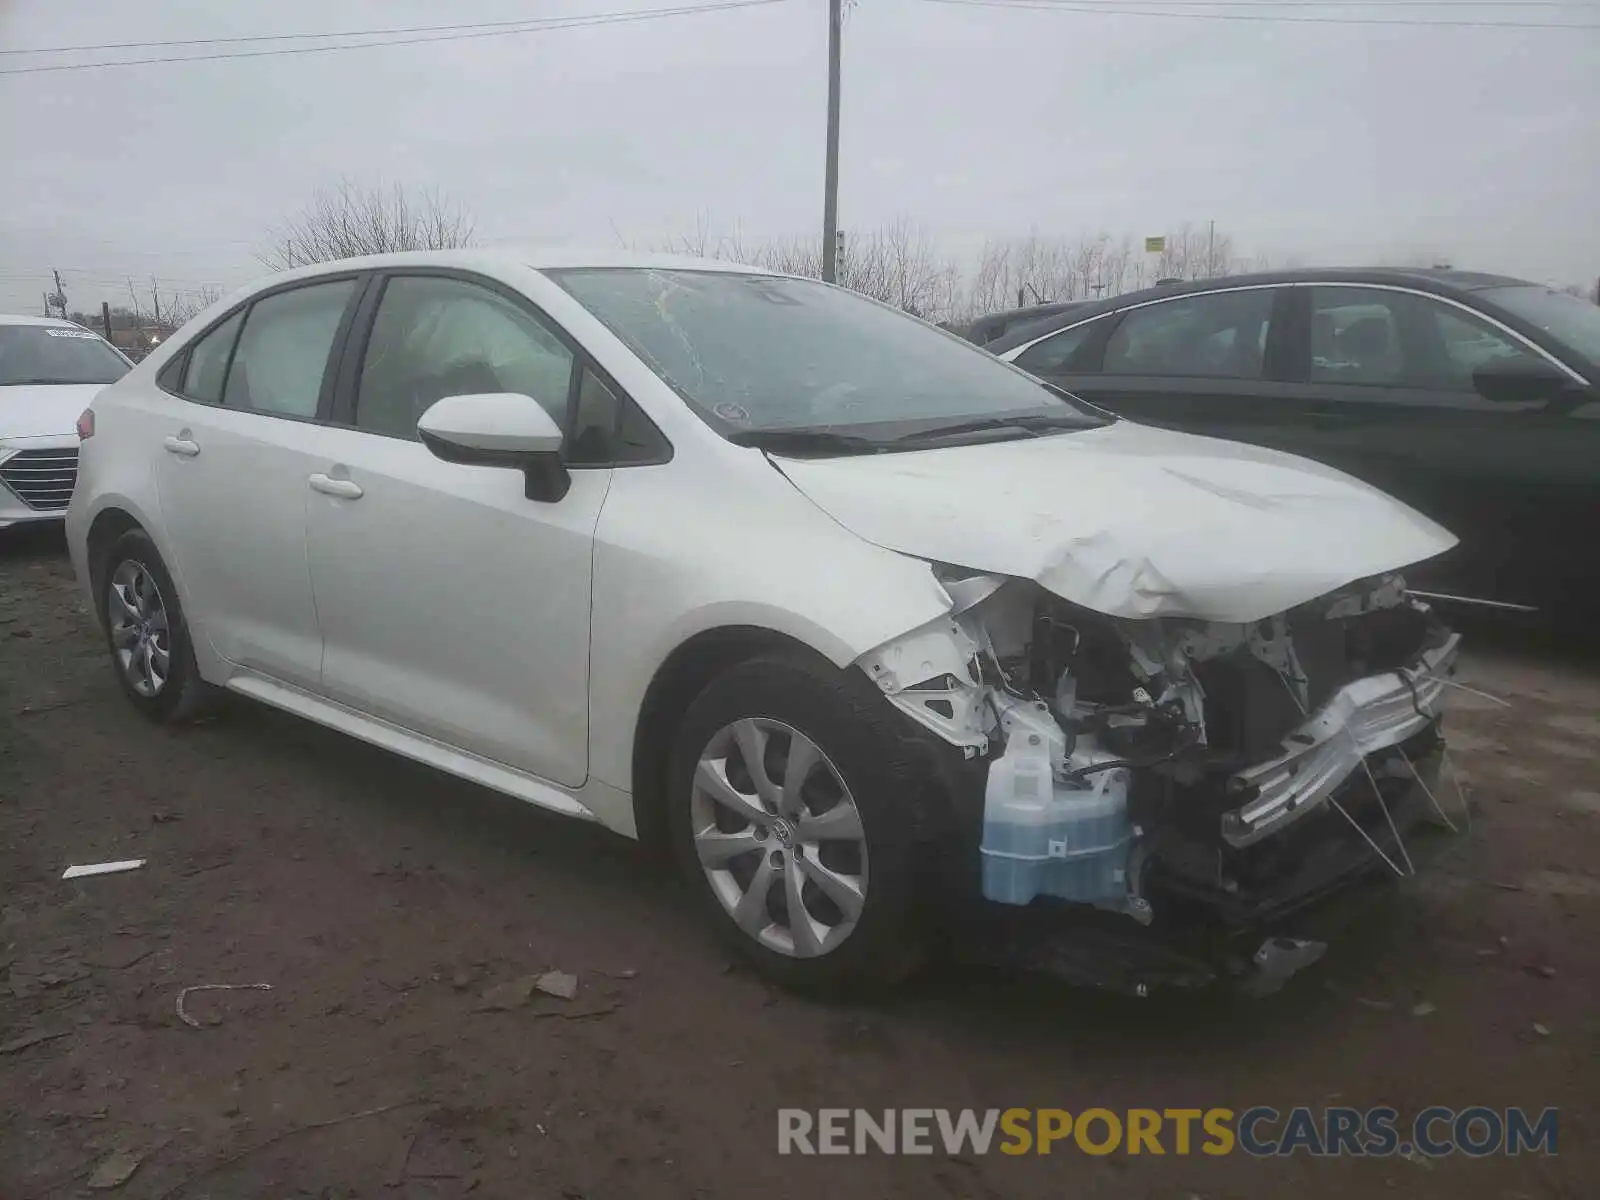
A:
2;0;1597;315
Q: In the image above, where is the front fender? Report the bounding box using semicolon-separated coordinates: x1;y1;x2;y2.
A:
585;462;957;794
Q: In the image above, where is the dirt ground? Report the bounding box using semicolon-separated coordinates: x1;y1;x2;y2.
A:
1;523;1595;1200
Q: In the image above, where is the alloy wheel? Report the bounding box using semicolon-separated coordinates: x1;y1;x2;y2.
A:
107;560;171;698
690;717;869;958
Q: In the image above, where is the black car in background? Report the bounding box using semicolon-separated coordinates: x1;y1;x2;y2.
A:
987;268;1600;623
962;299;1089;345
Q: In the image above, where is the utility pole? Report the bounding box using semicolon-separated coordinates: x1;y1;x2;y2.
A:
820;0;842;283
51;269;67;318
102;301;113;341
1207;220;1215;276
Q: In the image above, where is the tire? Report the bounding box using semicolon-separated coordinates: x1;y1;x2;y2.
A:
667;651;934;998
98;529;219;723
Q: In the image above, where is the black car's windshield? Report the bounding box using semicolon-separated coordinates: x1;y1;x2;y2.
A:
548;268;1108;443
1481;285;1600;368
0;324;130;387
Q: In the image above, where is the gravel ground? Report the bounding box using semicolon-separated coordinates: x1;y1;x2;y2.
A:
2;523;1596;1199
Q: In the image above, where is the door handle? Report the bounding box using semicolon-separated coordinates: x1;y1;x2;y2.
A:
162;436;200;457
308;473;363;500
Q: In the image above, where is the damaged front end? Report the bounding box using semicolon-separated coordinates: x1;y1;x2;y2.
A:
856;569;1464;996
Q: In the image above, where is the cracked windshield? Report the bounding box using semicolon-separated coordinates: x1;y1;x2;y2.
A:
551;267;1105;440
1;1;1595;1198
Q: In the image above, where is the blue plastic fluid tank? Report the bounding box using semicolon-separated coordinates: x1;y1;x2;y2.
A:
980;746;1133;906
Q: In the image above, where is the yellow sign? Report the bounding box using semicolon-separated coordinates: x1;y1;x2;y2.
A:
1145;236;1166;253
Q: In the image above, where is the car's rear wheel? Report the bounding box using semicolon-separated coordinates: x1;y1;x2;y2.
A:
99;530;217;723
667;652;931;997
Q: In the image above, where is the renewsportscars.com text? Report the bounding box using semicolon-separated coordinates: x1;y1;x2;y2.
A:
777;1106;1558;1158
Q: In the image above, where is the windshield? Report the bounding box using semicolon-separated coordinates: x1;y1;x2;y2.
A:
548;268;1107;440
1481;285;1600;368
0;324;130;386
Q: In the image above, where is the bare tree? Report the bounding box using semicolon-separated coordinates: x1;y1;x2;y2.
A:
1147;222;1237;283
644;214;962;322
634;216;1254;321
162;285;222;327
961;234;1070;316
748;233;822;278
259;179;476;270
830;217;960;319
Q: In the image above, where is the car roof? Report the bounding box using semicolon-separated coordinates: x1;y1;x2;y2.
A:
983;265;1537;354
975;299;1086;325
0;313;87;329
255;246;781;292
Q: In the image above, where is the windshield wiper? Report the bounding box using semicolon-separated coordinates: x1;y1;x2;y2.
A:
892;412;1096;445
726;428;889;456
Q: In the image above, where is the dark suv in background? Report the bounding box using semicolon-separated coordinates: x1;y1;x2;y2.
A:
987;268;1600;624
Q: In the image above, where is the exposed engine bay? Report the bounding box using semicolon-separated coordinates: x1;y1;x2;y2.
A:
856;568;1462;942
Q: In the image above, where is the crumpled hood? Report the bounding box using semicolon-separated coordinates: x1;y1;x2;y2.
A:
0;384;104;440
770;420;1457;624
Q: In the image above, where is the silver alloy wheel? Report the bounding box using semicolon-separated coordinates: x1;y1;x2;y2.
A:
107;560;171;698
690;717;869;958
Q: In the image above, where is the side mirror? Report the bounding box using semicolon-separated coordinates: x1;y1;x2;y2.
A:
417;392;570;502
1471;358;1570;405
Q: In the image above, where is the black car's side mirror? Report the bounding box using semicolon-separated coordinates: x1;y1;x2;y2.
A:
1471;358;1571;405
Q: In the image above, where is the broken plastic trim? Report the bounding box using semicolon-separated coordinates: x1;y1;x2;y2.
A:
855;612;990;757
1221;632;1462;848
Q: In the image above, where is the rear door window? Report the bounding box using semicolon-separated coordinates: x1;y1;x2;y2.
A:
180;310;244;404
223;280;356;418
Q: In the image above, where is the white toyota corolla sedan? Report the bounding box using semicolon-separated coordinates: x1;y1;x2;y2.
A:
66;249;1465;996
1;314;130;529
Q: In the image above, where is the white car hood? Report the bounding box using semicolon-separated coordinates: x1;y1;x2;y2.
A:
770;419;1457;624
0;384;104;440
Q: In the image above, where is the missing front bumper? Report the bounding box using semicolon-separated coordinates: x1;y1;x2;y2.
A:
1221;632;1461;848
947;739;1463;996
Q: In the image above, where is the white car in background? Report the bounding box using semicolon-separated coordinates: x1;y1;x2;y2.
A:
1;314;130;529
65;250;1464;997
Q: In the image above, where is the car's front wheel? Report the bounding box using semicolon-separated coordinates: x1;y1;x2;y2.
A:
98;529;217;723
667;652;932;996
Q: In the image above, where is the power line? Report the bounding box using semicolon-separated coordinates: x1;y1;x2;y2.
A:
0;0;790;76
921;0;1600;25
977;0;1600;5
2;11;680;57
10;0;1575;57
0;269;243;287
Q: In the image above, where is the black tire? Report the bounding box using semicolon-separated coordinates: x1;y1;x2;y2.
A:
667;651;935;998
97;529;219;723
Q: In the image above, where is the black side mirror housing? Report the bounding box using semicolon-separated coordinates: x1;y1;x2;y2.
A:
414;392;572;502
1471;358;1571;405
418;431;571;502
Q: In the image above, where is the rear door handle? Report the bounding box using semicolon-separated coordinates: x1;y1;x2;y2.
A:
162;436;200;457
308;473;363;500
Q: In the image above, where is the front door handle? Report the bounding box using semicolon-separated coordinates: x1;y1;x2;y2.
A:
162;436;200;457
308;473;363;500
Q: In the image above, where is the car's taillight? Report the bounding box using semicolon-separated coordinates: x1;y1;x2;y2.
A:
76;409;95;439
